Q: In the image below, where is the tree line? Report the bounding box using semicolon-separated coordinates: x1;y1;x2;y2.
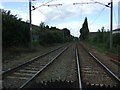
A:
1;9;74;48
86;27;120;49
2;9;30;48
79;17;120;53
32;22;74;45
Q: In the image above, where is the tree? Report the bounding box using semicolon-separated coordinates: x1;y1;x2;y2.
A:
2;9;30;48
45;25;49;29
101;27;105;42
39;22;45;30
62;28;70;37
80;17;89;40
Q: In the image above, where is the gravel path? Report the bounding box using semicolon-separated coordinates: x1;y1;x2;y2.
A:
34;43;77;83
78;42;119;86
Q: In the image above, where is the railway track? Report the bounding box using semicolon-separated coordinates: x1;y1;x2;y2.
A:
2;44;70;89
2;42;119;89
76;42;120;88
75;46;82;90
21;43;78;88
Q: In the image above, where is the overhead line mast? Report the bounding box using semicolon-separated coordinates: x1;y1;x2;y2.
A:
73;0;113;49
29;0;32;48
29;0;62;48
110;0;113;49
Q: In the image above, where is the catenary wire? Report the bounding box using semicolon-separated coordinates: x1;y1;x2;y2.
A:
90;7;106;25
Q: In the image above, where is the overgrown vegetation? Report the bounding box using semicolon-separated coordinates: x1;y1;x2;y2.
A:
1;9;74;48
32;22;74;46
79;17;119;55
2;9;30;48
84;27;120;55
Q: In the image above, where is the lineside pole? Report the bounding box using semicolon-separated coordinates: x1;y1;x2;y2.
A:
110;0;113;49
0;9;2;89
29;0;32;48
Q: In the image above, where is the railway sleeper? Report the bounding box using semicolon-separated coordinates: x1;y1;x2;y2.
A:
83;82;119;90
2;80;119;89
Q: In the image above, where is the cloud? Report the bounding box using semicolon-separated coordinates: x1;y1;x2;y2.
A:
7;9;28;20
118;24;120;28
24;0;119;37
49;21;83;37
2;0;119;37
0;3;3;9
0;0;28;2
7;0;118;26
32;9;45;25
21;13;29;22
31;0;119;24
1;7;29;23
49;20;110;37
31;1;84;24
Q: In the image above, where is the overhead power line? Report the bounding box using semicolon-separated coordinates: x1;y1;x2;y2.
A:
32;0;54;10
36;8;53;23
31;0;62;11
90;0;110;8
73;1;110;8
90;7;106;25
73;0;113;49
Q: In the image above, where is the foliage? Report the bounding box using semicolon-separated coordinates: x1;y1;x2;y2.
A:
2;9;74;48
112;33;120;47
80;17;89;40
2;9;30;48
35;24;73;45
85;27;120;54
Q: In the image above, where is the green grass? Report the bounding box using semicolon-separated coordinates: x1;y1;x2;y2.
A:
84;40;120;56
31;40;40;47
2;41;66;63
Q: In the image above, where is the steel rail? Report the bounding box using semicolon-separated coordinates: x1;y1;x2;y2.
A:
2;45;66;77
89;52;120;82
18;46;69;90
79;42;120;83
75;46;82;90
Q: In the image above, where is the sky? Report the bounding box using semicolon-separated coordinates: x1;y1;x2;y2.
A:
0;0;119;37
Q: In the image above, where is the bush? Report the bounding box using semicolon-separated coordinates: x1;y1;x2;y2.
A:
85;31;120;54
2;9;30;48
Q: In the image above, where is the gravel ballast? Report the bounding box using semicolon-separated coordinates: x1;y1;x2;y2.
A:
2;44;67;72
78;42;119;86
3;45;68;88
80;42;120;78
34;43;77;83
2;41;119;88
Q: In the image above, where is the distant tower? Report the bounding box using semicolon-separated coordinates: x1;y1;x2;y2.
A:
118;1;120;28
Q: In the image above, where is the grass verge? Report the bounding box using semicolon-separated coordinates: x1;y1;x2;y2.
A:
83;40;120;56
